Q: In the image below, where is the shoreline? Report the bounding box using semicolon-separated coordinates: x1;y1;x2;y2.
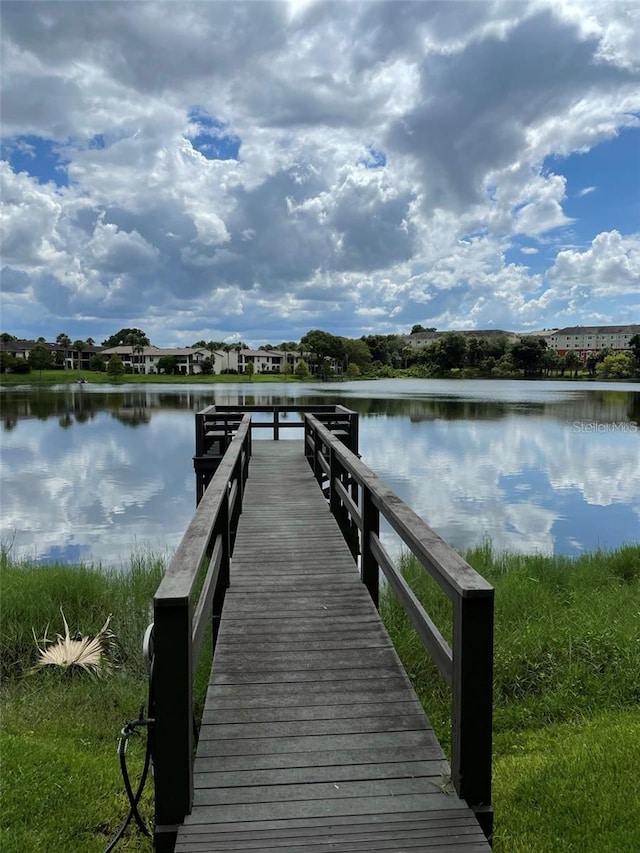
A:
1;369;638;387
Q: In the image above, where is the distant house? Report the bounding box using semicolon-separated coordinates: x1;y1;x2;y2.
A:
0;339;103;370
100;346;212;375
236;348;328;374
546;325;640;362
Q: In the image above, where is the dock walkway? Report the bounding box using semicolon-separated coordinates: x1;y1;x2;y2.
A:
174;441;491;852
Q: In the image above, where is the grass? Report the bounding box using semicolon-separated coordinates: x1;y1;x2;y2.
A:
380;542;640;852
3;544;639;850
0;369;301;386
0;548;166;852
493;708;640;852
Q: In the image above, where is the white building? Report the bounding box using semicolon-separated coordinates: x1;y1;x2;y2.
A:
100;345;214;374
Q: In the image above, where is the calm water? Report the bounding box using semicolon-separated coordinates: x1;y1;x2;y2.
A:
1;379;638;566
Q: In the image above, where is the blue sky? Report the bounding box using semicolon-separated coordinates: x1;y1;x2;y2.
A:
1;1;638;347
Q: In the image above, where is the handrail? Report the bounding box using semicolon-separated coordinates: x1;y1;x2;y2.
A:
151;415;252;853
196;404;358;451
304;413;494;839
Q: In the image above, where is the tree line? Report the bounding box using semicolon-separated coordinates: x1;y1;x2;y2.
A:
2;327;639;380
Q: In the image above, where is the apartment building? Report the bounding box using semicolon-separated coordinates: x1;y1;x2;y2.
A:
100;345;213;374
547;325;640;361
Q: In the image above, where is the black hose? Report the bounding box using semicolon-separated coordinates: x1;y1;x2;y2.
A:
103;659;156;852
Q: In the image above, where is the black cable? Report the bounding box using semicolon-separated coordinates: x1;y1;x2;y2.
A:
103;661;156;853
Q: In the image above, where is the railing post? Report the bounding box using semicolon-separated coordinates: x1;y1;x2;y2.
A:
274;406;280;440
304;418;314;467
329;447;341;520
212;488;231;650
313;433;324;487
361;488;379;608
195;410;204;457
451;592;494;840
153;596;193;853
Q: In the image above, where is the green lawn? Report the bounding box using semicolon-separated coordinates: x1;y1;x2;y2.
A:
2;545;640;850
0;369;299;386
380;543;640;852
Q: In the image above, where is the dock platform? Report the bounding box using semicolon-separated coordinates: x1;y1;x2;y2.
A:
173;441;491;852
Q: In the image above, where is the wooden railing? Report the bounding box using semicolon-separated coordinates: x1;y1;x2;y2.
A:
151;415;251;853
304;413;494;838
194;404;358;503
196;403;358;451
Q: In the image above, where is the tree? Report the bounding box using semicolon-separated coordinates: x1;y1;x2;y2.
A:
157;355;178;374
427;333;468;372
245;361;255;381
73;339;86;373
294;359;310;380
563;351;581;378
205;340;224;371
596;352;635;379
200;357;213;375
0;352;17;373
510;337;547;377
124;330;150;374
102;328;150;347
342;338;372;371
629;334;640;369
300;329;344;370
56;333;72;370
223;343;232;373
1;332;17;342
585;353;599;377
279;341;298;379
540;349;561;376
86;337;95;346
29;343;52;378
106;354;125;381
465;337;487;368
89;355;105;372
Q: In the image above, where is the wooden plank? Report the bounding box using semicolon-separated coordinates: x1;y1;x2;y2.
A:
195;728;441;758
175;441;490;851
191;775;457;807
202;700;422;725
193;758;450;788
178;808;478;835
199;713;431;741
180;793;472;824
211;666;408;684
193;745;446;774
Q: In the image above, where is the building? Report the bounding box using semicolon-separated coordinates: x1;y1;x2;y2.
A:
0;339;104;370
98;346;312;375
405;329;519;348
547;325;640;362
100;345;214;375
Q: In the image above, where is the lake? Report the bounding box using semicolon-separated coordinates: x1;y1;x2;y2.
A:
1;379;638;567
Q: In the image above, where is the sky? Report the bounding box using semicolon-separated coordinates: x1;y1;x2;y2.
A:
1;0;639;348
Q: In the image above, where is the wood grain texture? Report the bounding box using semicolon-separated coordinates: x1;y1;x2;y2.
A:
174;441;491;852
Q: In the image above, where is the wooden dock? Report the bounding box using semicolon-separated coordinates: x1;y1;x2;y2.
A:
173;441;491;852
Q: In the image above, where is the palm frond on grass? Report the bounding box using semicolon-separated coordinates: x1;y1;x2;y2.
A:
30;609;122;677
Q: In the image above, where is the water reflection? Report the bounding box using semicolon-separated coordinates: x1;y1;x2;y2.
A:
1;380;638;565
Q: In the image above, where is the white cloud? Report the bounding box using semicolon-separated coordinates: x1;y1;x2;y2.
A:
0;0;639;343
549;230;640;295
